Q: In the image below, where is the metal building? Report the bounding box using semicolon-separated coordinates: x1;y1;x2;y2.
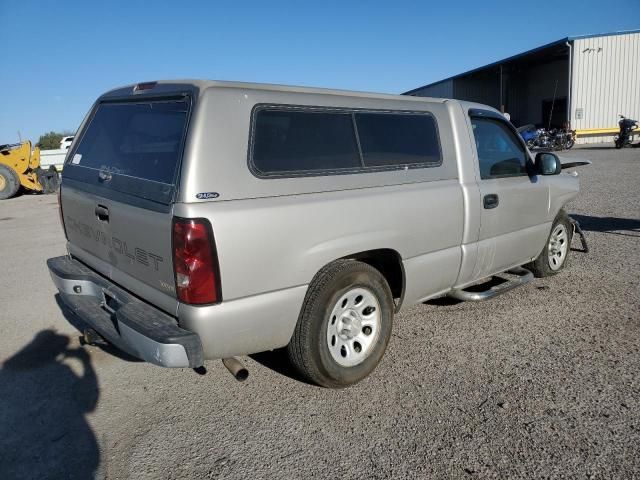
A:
405;30;640;144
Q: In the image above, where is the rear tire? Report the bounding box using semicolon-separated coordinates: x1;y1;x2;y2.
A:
614;136;623;149
0;165;20;200
527;211;573;277
287;259;394;388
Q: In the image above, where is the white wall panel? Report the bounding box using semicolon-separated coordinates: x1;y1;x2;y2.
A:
572;32;640;143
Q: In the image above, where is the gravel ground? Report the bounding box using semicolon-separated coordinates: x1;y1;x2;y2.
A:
0;145;638;479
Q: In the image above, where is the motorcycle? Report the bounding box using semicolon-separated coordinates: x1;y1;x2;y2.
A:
517;125;535;146
551;128;576;150
518;125;547;149
614;115;638;149
517;125;575;150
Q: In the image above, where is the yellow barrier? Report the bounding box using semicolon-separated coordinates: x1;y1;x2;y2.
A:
575;128;619;136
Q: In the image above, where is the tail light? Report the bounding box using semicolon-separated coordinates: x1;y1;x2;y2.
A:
172;218;221;305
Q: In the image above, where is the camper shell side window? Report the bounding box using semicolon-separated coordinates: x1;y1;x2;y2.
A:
248;105;442;178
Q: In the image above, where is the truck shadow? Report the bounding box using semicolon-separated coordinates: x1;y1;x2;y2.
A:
249;349;317;386
571;214;640;238
0;330;100;479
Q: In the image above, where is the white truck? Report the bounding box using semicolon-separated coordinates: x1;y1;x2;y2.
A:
38;136;74;171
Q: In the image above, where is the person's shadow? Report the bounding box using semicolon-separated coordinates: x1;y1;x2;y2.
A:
0;330;100;479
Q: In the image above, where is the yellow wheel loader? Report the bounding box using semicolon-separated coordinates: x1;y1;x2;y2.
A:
0;141;60;200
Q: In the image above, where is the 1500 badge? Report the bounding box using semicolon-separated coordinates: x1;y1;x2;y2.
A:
196;192;219;200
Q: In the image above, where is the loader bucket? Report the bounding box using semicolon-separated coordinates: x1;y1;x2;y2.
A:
36;167;60;194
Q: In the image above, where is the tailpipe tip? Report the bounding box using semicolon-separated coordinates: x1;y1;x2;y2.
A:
222;357;249;382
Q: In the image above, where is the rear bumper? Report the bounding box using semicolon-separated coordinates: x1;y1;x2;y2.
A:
47;255;203;368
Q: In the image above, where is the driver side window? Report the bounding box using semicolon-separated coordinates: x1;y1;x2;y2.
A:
471;117;528;179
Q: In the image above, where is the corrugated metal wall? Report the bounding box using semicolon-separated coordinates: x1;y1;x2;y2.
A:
410;61;569;128
452;71;500;106
412;71;500;106
505;60;568;127
410;79;453;98
524;61;568;126
572;32;640;144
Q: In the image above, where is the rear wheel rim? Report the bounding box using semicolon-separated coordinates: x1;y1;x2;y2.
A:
326;287;381;367
548;224;569;271
0;173;6;191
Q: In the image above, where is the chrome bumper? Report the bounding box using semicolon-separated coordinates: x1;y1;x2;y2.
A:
47;256;203;368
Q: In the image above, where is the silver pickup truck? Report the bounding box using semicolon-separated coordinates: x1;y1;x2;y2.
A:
48;80;582;387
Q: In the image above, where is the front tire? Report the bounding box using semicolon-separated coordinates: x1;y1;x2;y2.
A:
527;211;573;277
0;165;20;200
287;260;394;388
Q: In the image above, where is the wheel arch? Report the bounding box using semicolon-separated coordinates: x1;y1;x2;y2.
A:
340;248;406;311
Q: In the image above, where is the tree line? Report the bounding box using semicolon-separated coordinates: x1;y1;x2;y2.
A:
37;131;74;150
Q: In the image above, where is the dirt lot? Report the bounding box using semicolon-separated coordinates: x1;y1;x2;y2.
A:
0;145;638;479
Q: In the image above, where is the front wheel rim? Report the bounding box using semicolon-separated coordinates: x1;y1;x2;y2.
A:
548;224;569;270
326;287;381;367
0;174;6;191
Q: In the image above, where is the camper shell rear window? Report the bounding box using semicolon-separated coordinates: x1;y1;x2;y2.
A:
63;98;191;205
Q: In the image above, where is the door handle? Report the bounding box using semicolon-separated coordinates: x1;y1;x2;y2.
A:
483;194;499;209
95;205;109;222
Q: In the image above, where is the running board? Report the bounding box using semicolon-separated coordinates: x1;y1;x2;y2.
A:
448;267;534;302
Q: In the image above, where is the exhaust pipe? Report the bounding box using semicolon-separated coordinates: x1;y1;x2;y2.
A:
80;328;106;346
222;357;249;381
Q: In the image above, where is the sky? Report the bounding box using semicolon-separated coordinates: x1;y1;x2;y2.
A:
0;0;637;143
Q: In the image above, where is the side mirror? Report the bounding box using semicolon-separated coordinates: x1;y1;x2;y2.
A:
535;152;562;175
